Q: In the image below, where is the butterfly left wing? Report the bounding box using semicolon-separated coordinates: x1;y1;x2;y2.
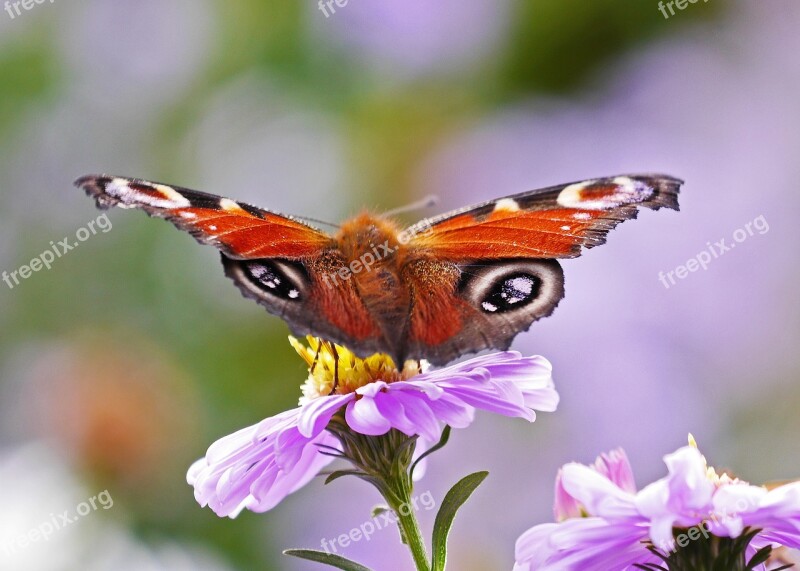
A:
76;175;332;259
75;175;394;356
397;174;682;364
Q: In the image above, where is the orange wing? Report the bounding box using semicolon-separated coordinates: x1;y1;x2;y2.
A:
76;175;332;259
407;174;682;260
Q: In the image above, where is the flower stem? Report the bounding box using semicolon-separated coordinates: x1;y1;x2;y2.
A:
386;476;431;571
325;421;433;570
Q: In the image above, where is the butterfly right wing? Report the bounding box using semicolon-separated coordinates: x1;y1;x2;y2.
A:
406;174;682;260
398;174;682;364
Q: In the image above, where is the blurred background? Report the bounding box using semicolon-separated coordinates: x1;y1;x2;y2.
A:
1;0;798;569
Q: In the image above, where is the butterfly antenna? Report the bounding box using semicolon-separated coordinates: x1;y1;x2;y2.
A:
299;216;340;230
384;195;439;217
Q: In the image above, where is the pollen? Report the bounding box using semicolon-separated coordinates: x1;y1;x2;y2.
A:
290;336;424;404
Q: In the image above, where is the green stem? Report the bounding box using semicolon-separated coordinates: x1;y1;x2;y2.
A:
325;422;433;571
387;477;431;571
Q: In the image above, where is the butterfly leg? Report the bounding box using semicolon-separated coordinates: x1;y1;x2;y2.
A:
310;338;323;374
330;344;340;395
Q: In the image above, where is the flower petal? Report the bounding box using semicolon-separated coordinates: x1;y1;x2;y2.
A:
345;390;393;435
296;393;353;438
560;463;639;520
187;410;333;517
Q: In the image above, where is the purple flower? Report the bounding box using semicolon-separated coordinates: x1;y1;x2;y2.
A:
515;441;800;571
188;337;558;517
553;448;637;522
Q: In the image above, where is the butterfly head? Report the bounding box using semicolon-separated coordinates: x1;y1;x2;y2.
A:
335;212;406;263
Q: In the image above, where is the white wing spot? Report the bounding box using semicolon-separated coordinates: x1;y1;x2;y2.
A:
153;184;191;207
573;212;591;220
179;211;197;219
105;179;191;209
481;301;498;312
556;182;594;209
220;198;245;213
493;198;521;213
557;177;652;211
560;225;571;231
288;289;300;299
208;225;217;231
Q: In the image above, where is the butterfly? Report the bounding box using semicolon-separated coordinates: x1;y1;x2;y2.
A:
75;174;682;366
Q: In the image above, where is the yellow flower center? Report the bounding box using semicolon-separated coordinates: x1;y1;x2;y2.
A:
290;336;425;405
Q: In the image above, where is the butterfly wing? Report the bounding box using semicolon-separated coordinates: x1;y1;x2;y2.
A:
406;174;681;259
399;174;682;364
76;175;332;259
400;257;565;365
76;175;386;355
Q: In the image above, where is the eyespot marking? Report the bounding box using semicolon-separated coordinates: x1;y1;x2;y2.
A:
240;260;305;302
459;260;563;320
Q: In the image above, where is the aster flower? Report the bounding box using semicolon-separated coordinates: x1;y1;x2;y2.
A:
514;438;800;571
188;336;557;570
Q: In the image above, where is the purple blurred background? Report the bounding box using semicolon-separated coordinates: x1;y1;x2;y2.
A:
1;1;798;569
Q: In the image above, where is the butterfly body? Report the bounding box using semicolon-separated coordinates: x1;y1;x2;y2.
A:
76;174;682;365
330;212;413;353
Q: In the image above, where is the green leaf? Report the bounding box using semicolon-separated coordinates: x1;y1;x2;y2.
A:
284;549;374;571
410;426;451;481
430;471;489;571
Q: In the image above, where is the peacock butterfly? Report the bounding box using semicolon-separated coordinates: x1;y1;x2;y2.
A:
75;174;682;365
